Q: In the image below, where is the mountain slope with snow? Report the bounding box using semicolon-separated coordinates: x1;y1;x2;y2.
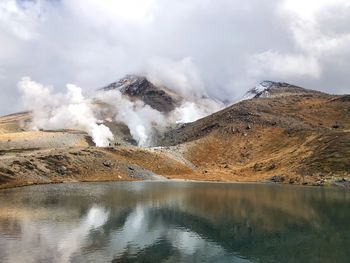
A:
243;81;325;100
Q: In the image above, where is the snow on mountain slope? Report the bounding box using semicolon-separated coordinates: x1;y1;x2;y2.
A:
242;81;322;100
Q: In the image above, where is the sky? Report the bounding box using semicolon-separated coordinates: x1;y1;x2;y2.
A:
1;0;350;115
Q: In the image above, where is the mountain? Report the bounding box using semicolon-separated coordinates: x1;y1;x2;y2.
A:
159;83;350;185
101;75;182;113
0;80;349;189
243;81;324;100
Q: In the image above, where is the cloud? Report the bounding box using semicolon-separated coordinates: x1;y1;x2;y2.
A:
247;0;350;84
1;0;350;115
249;51;321;79
281;0;350;22
146;57;207;99
0;0;44;40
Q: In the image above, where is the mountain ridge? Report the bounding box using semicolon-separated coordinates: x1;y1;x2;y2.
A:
243;80;326;100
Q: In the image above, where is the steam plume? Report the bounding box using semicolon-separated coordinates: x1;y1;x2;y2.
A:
18;77;114;147
95;90;165;146
18;76;223;147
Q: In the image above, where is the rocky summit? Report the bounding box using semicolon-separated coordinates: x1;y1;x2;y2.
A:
102;75;181;113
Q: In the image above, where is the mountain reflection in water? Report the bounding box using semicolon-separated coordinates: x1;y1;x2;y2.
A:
0;182;349;263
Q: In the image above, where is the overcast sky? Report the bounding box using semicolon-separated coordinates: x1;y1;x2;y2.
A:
1;0;350;115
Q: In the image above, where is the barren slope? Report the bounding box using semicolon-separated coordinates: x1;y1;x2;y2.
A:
159;85;350;186
0;83;349;189
0;146;194;189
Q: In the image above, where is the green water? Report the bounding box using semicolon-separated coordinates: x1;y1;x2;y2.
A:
0;182;349;263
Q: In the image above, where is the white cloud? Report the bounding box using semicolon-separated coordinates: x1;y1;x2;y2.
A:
281;0;350;22
146;57;206;99
249;0;350;85
1;0;350;115
64;0;156;23
249;51;321;79
0;0;45;40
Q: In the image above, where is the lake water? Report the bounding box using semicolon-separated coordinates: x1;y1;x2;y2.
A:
0;182;349;263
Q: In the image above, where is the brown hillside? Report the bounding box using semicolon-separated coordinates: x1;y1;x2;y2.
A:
159;86;350;185
0;84;349;188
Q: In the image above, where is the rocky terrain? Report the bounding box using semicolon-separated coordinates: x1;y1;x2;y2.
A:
101;75;182;113
0;79;349;189
159;82;350;186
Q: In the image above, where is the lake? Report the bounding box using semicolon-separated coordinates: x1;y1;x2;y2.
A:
0;182;349;263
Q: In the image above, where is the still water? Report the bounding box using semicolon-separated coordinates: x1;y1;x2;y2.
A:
0;182;349;263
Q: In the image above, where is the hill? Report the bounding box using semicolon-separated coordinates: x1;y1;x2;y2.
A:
0;81;349;188
159;83;350;185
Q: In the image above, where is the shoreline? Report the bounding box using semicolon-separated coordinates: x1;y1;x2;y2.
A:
1;177;348;191
1;144;349;190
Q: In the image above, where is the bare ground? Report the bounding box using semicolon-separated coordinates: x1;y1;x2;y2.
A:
0;87;349;189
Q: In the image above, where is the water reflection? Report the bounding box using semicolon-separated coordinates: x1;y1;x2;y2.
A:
0;182;349;262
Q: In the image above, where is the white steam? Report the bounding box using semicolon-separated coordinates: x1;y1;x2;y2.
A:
18;76;223;147
170;100;223;124
18;77;114;147
96;89;223;144
95;90;165;146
